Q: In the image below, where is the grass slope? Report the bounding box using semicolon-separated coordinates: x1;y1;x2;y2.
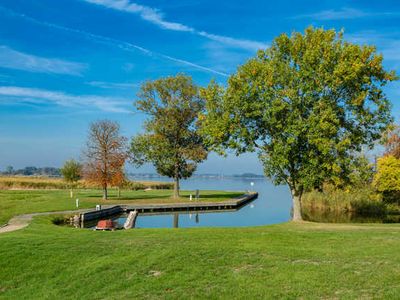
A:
0;190;243;225
0;219;399;299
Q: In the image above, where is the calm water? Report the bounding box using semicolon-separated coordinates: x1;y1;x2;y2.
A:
118;177;292;228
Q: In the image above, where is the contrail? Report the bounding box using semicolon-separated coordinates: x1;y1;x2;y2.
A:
0;5;229;77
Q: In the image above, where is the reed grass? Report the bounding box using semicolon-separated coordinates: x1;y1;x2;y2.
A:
302;185;387;219
0;176;173;190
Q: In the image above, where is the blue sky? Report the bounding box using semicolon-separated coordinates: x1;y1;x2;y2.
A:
0;0;399;174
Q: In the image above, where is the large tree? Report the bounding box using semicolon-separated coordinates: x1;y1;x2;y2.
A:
130;74;208;198
200;27;396;220
83;120;127;200
60;159;82;198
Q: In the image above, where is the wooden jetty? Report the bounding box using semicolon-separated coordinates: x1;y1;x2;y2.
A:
123;192;258;213
78;192;258;227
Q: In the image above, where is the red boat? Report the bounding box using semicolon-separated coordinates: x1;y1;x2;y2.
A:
95;219;116;231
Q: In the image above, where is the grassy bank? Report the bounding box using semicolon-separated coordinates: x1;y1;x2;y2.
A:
0;219;399;299
0;189;243;225
0;176;173;190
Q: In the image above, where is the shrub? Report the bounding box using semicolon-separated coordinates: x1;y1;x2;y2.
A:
373;155;400;204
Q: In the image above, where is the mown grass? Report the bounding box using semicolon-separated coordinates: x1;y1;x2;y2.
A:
0;189;243;225
0;218;399;299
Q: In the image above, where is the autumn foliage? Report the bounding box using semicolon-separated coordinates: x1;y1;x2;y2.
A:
83;120;127;200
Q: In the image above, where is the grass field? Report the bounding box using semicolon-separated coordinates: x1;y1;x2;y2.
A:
1;189;399;298
0;189;243;225
0;217;399;299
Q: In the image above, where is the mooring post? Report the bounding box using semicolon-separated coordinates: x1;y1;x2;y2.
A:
173;213;179;228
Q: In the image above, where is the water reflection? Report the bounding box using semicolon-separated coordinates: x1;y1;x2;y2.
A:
173;213;179;228
303;209;400;223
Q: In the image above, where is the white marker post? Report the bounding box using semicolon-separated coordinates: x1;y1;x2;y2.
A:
76;198;79;208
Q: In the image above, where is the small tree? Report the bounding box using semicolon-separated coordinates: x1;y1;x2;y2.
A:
130;74;208;198
60;159;82;198
5;166;14;175
373;155;400;204
110;168;126;198
201;27;396;220
83;120;127;200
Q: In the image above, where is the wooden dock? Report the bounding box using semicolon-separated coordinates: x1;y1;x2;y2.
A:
78;192;258;226
123;192;258;213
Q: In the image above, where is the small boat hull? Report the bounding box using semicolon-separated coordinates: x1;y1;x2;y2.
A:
95;219;116;231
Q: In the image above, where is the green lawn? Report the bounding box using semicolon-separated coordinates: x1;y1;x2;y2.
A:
0;189;243;225
0;218;399;299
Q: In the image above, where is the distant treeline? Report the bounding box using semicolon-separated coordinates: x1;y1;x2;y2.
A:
1;166;61;177
1;167;264;179
130;172;265;179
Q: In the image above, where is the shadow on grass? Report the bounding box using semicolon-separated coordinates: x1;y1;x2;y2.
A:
85;194;172;200
186;192;243;199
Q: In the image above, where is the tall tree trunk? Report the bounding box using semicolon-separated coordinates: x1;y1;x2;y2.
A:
173;177;180;199
291;189;303;221
103;184;108;200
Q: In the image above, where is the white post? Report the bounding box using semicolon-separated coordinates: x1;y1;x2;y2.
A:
190;194;192;201
76;198;79;208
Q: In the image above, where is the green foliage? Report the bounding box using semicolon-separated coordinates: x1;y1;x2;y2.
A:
373;155;400;204
302;185;386;219
60;159;82;185
201;27;396;206
333;154;375;188
130;74;208;197
348;155;374;187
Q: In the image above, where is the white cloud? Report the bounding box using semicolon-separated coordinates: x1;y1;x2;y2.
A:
293;7;396;21
86;81;138;89
85;0;194;32
83;0;268;51
3;6;228;77
0;86;130;113
198;32;268;51
0;46;87;75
